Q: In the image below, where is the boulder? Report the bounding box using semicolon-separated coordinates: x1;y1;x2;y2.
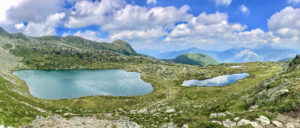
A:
209;112;226;119
256;115;270;126
222;119;236;127
234;117;240;121
272;121;283;128
237;119;263;128
212;120;222;125
182;124;188;128
137;108;148;114
166;108;176;113
285;123;300;128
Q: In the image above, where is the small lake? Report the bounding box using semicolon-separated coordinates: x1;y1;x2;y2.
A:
13;69;153;99
182;73;249;87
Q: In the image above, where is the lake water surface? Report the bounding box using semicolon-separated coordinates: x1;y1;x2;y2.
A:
13;69;153;99
182;73;249;87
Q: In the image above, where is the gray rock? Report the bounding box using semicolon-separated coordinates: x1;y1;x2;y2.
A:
160;122;177;128
222;119;236;127
137;108;148;114
21;115;141;128
272;121;283;127
237;119;263;128
285;123;300;128
249;105;259;112
256;115;270;126
212;120;222;125
209;112;226;119
182;124;188;128
166;108;176;113
234;117;240;121
269;89;289;102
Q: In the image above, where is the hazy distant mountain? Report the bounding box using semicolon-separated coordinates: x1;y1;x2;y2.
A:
142;45;299;63
153;48;219;60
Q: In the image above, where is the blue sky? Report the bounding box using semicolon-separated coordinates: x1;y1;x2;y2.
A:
0;0;300;52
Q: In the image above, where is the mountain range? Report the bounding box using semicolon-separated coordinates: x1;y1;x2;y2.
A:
142;45;300;63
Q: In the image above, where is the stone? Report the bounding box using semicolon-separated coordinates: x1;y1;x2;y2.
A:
209;112;226;119
237;119;263;128
272;121;283;127
182;124;188;128
21;115;141;128
249;105;259;112
166;108;176;113
225;111;233;115
211;120;222;125
269;89;289;102
222;119;236;127
137;108;148;114
285;123;300;128
256;115;270;126
161;122;177;128
234;117;240;121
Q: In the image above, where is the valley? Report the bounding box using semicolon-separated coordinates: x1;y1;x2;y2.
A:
0;27;299;127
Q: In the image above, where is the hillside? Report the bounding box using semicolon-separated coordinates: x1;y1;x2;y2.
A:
0;27;299;128
173;53;218;66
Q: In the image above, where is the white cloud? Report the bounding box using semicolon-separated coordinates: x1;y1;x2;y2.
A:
239;4;249;14
164;12;277;50
268;6;300;40
287;0;300;4
6;0;63;23
14;23;24;30
214;0;232;6
166;12;248;41
22;13;65;36
110;28;166;40
73;30;105;42
1;0;300;51
147;0;157;4
65;0;192;32
0;0;23;24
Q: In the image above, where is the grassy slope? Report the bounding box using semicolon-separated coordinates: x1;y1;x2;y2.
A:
0;29;299;127
173;53;218;66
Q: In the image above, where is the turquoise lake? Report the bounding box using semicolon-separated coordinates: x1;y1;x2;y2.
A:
182;73;249;87
13;69;153;99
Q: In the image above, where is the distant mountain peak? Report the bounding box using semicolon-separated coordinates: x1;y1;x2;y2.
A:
0;27;10;36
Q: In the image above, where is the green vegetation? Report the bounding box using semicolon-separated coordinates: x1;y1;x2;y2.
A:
289;55;300;68
0;27;299;127
173;53;218;66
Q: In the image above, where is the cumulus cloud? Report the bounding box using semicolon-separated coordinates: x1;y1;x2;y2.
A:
214;0;232;6
65;0;192;32
14;23;24;30
110;28;167;40
147;0;157;4
239;4;249;14
268;6;300;41
165;12;247;42
73;30;105;42
163;12;278;50
6;0;63;23
21;13;66;36
1;0;300;51
0;0;23;24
